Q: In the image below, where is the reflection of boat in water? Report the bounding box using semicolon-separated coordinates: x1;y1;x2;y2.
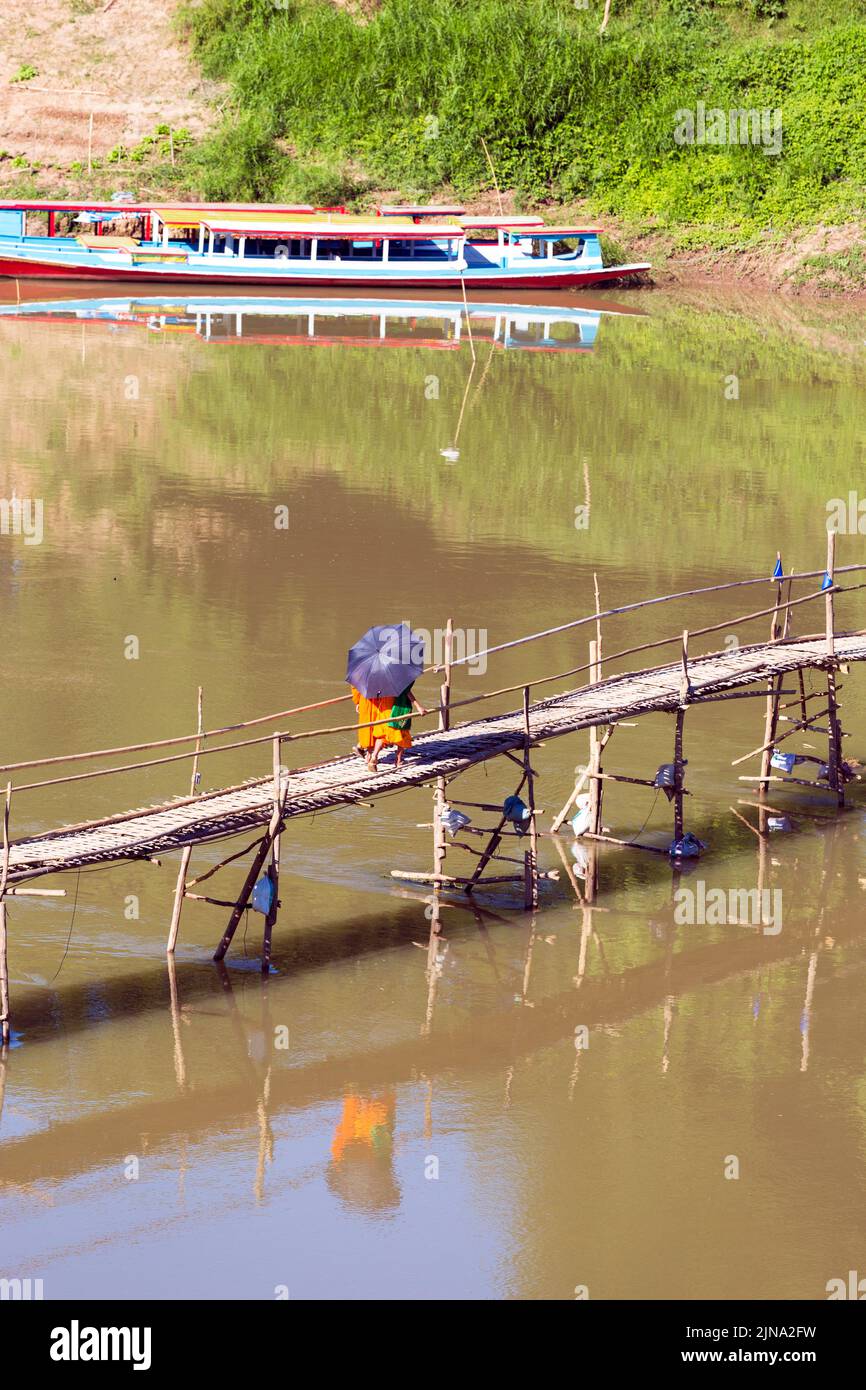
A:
0;292;645;353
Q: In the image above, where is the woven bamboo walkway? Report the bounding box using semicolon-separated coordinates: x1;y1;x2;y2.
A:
6;632;864;885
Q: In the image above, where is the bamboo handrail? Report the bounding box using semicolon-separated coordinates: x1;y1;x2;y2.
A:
3;563;864;779
441;563;866;669
6;580;863;797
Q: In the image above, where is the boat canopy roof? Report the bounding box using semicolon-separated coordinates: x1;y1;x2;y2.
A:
508;225;603;238
0;199;320;216
377;204;466;217
459;215;544;229
197;213;465;240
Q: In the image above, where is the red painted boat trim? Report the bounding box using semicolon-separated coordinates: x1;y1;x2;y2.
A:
0;256;650;289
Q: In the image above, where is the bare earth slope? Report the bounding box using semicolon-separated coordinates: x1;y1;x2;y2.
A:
0;0;218;168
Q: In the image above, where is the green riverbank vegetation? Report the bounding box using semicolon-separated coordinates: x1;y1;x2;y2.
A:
176;0;865;253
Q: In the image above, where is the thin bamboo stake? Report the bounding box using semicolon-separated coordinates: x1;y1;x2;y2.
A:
480;135;504;216
431;617;454;948
0;784;11;1045
167;686;203;954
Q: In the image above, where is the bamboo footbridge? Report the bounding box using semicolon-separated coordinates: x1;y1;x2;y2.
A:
0;534;862;1043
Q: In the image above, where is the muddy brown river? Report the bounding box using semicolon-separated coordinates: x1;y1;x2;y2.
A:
0;285;865;1300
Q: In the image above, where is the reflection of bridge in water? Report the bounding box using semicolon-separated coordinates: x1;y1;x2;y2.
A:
0;541;862;1044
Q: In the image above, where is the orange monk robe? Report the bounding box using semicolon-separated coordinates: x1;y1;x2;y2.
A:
351;687;411;748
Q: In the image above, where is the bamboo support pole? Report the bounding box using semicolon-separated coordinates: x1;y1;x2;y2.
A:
212;825;279;962
393;871;527;887
262;735;282;973
0;783;10;1045
523;686;539;910
551;725;615;833
582;832;670;855
185;835;266;888
824;533;845;807
167;686;203;954
673;707;686;845
732;703;831;766
213;738;286;963
3;887;65;897
739;774;839;793
463;771;527;892
167;953;187;1091
395;869;559;888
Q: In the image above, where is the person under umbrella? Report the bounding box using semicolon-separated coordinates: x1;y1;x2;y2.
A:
347;622;428;771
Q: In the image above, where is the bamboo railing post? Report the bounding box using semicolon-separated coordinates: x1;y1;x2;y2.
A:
431;618;453;918
523;686;539;910
262;735;282;973
587;640;603;838
758;565;786;797
824;532;845;806
826;530;836;659
0;783;11;1046
673;633;689;846
167;685;204;954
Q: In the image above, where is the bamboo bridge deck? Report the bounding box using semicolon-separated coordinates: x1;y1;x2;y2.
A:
7;631;864;885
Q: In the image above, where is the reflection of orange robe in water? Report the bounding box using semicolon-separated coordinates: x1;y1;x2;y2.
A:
351;687;411;750
331;1093;396;1163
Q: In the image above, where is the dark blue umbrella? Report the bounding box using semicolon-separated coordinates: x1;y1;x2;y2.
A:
346;622;426;698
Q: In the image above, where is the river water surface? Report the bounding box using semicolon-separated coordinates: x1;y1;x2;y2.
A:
1;285;865;1301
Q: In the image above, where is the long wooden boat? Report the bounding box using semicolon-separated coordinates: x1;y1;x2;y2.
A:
0;200;650;289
